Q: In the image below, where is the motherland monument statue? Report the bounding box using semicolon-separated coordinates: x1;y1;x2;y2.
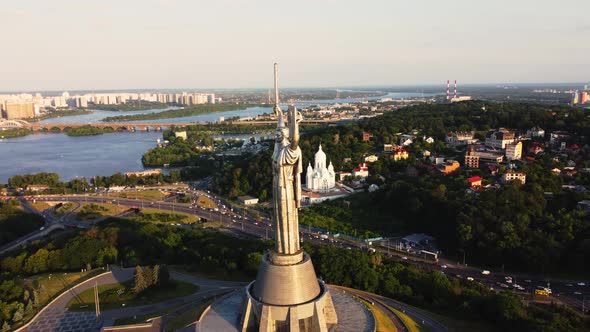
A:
239;64;338;332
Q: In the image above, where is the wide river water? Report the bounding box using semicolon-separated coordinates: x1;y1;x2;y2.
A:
1;92;429;182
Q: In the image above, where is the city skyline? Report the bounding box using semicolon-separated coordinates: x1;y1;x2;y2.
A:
1;0;589;91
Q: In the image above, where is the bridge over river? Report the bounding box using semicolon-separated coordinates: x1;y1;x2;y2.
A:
0;119;335;132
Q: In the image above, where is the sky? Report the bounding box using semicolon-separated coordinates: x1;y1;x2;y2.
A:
1;0;589;91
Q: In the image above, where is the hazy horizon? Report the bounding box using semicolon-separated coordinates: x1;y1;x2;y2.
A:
1;0;589;91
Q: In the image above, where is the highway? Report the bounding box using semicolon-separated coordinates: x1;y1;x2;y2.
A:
6;191;590;316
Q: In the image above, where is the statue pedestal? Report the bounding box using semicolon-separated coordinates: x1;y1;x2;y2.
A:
240;252;337;331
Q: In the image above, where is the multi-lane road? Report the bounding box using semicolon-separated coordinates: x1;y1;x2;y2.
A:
6;191;590;315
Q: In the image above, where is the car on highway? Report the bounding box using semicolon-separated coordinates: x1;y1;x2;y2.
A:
574;291;583;295
577;282;586;286
441;264;448;269
467;277;474;281
481;270;491;275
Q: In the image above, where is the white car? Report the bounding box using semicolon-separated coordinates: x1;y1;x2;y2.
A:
441;265;448;269
481;270;491;275
467;277;474;281
577;282;586;286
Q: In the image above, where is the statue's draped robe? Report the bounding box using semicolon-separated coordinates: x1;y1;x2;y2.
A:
272;142;302;255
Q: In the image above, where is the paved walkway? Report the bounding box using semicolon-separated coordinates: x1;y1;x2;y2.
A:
20;268;246;332
194;286;374;332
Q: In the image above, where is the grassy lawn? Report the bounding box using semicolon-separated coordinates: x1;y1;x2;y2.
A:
388;306;429;332
196;195;217;209
114;303;186;325
358;298;398;332
68;280;199;311
171;265;251;282
23;270;97;307
54;202;76;217
74;203;128;222
27;201;52;212
164;297;216;332
114;190;169;201
127;208;198;224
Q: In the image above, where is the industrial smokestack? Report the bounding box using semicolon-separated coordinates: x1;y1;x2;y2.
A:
446;80;450;100
454;80;457;99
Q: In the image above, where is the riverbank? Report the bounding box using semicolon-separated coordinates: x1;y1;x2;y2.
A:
0;128;32;139
87;101;170;112
101;104;261;122
29;109;93;121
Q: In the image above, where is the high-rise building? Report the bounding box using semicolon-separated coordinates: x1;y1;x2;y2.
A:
572;91;580;104
580;91;588;104
2;102;35;119
506;141;523;161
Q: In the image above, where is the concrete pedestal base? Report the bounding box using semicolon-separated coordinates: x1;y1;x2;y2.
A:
241;281;337;332
240;252;337;332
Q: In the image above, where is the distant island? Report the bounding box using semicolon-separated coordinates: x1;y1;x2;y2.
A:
65;125;115;136
101;104;261;122
0;128;31;139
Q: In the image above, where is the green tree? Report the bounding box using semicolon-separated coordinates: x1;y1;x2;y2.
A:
152;265;160;286
143;266;153;288
132;266;146;294
11;304;23;322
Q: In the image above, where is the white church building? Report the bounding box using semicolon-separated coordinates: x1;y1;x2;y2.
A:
306;144;336;192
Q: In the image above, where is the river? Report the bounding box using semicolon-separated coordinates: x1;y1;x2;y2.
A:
0;132;162;183
1;91;428;183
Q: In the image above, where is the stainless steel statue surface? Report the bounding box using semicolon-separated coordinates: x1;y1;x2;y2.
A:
271;63;303;256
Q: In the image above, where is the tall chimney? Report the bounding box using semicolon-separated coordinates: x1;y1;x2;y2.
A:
454;80;457;99
446;80;450;100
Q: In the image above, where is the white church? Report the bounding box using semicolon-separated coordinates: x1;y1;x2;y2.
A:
306;143;336;192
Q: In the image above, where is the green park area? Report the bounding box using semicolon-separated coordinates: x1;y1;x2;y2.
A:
53;202;76;217
127;208;197;224
74;203;128;222
0;200;44;246
196;195;217;209
67;280;199;311
27;201;51;213
114;190;169;201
